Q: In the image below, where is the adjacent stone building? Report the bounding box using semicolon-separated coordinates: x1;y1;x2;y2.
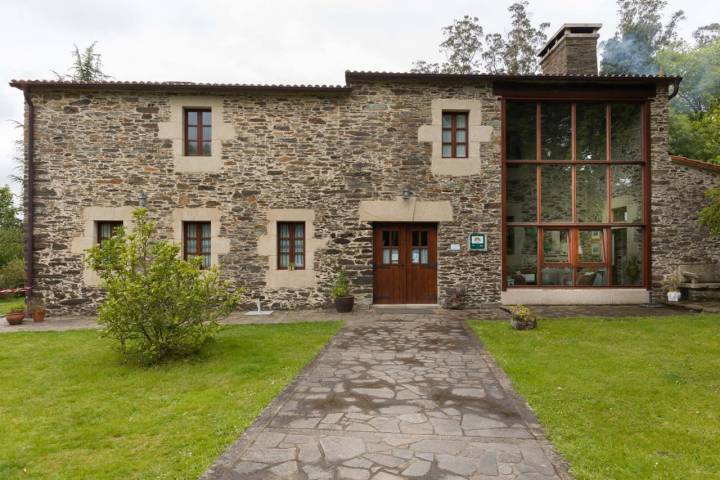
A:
11;24;720;314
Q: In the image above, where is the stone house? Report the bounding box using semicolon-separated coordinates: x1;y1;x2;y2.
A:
11;23;720;314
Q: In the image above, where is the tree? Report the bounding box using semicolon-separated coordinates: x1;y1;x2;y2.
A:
54;41;109;81
600;0;685;74
411;1;549;74
86;209;243;364
0;186;23;286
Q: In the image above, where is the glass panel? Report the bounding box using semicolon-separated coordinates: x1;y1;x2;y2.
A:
201;238;211;255
201;223;211;237
506;227;537;286
279;253;289;268
382;249;390;264
611;165;642;223
383;248;399;264
506;164;537;222
442;114;452;128
611;103;642;161
186;238;197;255
507;102;536;160
185;222;195;237
541;165;572;222
541;267;573;286
543;229;569;263
576;164;608;222
411;248;420;264
420;249;428;264
202;255;210;269
456;130;466;143
442;130;451;143
202;126;211;141
294;253;304;267
202;111;212;125
442;144;452;157
295;223;304;238
186;141;197;155
203;141;212;155
187;126;197;141
612;227;644;285
456;114;466;128
576;103;606;160
456;144;466;157
279;223;290;238
383;231;399;246
279;239;290;254
294;239;304;255
541;103;571;160
187;111;198;125
577;229;605;262
576;267;608;285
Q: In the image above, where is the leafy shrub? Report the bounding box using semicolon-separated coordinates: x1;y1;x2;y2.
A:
330;270;350;299
86;209;243;364
0;258;25;289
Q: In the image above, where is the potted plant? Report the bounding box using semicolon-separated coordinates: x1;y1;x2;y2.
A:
510;304;537;330
31;304;46;322
5;306;25;326
663;271;683;302
331;270;354;313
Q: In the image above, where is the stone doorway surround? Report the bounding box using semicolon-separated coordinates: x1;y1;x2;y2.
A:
202;314;568;480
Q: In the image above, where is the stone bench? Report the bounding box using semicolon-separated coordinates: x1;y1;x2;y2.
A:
677;264;720;300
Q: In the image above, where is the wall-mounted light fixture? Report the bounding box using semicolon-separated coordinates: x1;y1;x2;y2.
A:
138;192;147;207
402;185;413;200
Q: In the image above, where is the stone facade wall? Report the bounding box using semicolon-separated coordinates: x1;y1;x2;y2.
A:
540;36;599;75
650;86;720;300
29;79;503;314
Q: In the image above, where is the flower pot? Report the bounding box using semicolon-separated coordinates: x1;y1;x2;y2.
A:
334;296;354;313
5;312;25;326
32;310;46;322
667;290;682;302
511;316;537;330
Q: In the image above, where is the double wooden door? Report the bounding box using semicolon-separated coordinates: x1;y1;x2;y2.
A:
373;223;438;304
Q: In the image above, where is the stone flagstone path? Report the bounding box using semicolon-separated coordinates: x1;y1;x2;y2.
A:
203;315;569;479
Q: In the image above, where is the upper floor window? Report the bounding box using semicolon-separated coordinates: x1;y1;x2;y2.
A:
278;222;305;270
442;112;468;158
184;109;211;156
96;221;123;244
183;221;211;268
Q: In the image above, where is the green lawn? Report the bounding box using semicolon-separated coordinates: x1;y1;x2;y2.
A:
471;315;720;480
0;321;341;479
0;296;24;315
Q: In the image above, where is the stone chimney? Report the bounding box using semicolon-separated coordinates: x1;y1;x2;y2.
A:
538;23;602;75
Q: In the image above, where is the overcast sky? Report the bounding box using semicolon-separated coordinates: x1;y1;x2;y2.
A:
1;0;717;201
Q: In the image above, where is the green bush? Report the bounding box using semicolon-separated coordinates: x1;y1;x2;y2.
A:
330;270;350;299
86;209;243;364
0;258;25;289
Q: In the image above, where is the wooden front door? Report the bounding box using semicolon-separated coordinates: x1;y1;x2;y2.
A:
373;223;438;304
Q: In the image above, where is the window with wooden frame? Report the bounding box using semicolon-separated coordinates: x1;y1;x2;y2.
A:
504;100;647;288
441;112;468;158
183;221;211;269
96;221;123;244
184;109;212;156
278;222;305;270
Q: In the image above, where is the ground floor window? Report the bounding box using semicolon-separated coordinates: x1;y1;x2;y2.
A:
278;222;305;270
183;221;211;268
506;226;644;287
96;221;123;244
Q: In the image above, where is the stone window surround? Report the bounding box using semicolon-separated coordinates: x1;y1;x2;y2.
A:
171;208;230;268
418;99;493;176
158;95;236;173
257;209;329;289
70;206;136;287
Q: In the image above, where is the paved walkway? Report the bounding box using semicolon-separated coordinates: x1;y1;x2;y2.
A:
203;314;569;480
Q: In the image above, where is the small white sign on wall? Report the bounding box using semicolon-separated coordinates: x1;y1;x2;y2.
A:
449;243;461;252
